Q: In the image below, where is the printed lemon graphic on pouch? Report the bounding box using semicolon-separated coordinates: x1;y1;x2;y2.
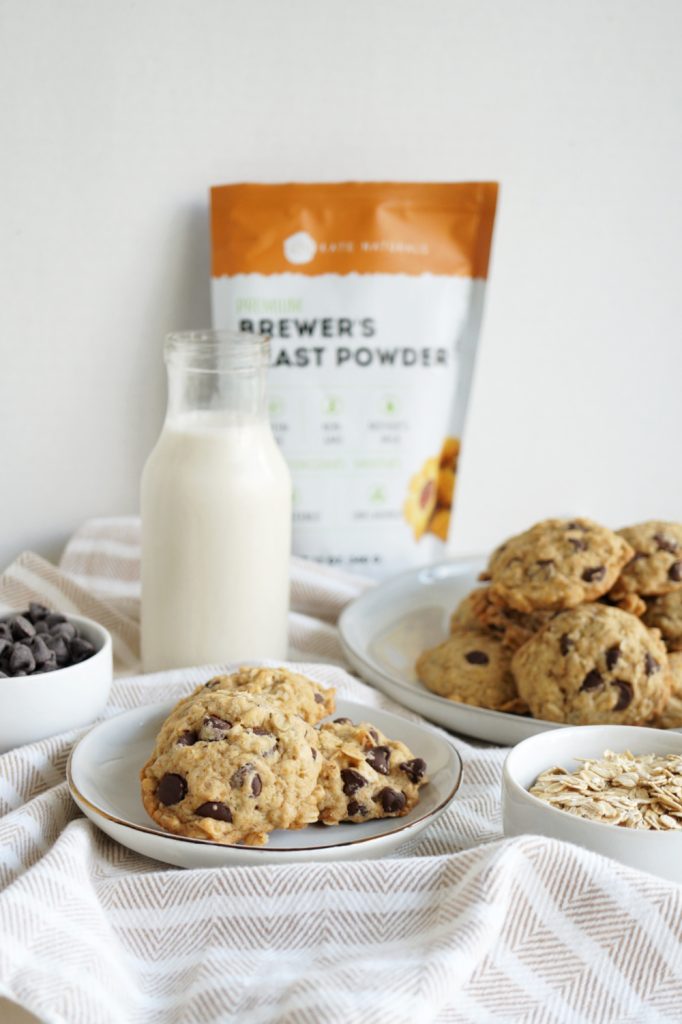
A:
403;436;460;542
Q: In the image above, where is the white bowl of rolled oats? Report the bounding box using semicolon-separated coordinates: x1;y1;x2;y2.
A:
502;725;682;882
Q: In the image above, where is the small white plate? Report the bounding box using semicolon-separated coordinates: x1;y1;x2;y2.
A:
339;558;565;745
67;698;461;867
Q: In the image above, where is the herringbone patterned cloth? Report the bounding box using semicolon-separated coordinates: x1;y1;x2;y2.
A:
0;518;681;1024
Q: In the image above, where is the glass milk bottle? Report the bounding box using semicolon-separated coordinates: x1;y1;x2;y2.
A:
141;331;291;671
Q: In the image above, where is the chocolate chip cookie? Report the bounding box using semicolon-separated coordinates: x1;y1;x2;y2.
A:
651;653;682;729
316;719;428;824
416;628;526;712
643;590;682;652
511;604;671;725
189;666;335;724
467;587;556;651
140;691;322;845
482;518;633;614
610;521;682;600
449;590;486;632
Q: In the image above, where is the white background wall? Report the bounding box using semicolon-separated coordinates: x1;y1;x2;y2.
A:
1;0;681;571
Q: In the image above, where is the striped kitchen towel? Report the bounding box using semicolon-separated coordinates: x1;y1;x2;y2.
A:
0;518;681;1024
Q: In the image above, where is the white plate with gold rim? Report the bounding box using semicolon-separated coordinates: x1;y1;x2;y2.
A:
339;558;567;746
67;698;462;867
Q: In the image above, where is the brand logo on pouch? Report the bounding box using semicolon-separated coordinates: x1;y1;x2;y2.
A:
283;231;317;265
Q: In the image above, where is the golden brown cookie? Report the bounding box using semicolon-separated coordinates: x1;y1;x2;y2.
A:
316;718;427;824
511;604;671;725
468;587;556;651
188;666;335;724
610;521;682;600
416;628;526;712
449;590;487;632
643;590;682;652
140;691;322;846
650;652;682;729
483;518;633;613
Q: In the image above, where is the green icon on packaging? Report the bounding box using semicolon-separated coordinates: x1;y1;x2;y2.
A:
382;395;400;415
369;485;387;504
323;396;343;415
269;397;284;416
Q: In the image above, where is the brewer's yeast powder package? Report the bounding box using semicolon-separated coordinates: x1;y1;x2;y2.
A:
210;182;498;576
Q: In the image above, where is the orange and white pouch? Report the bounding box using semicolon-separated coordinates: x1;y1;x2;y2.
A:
210;181;498;577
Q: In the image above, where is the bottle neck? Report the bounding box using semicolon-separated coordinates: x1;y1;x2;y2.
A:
163;331;270;425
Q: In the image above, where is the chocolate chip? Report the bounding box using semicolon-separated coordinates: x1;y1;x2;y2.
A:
69;637;95;664
375;787;407;814
45;634;69;666
0;623;11;640
400;758;427;783
559;634;573;656
581;566;606;583
311;748;318;760
334;717;351;725
612;680;633;711
314;692;324;704
36;652;57;673
28;634;51;666
11;616;35;641
340;768;366;796
200;715;232;740
644;653;660;676
366;746;391;775
33;619;49;635
465;650;489;665
251;726;271;736
580;669;603;692
28;602;49;622
45;613;66;628
0;638;12;660
9;644;35;675
51;621;77;641
654;533;678;554
230;764;250;788
669;562;682;582
0;671;7;678
347;800;367;817
157;773;187;805
536;559;554;568
195;801;232;822
177;730;198;746
203;679;220;690
566;521;588;532
251;774;262;797
568;538;588;552
369;728;379;743
605;645;620;670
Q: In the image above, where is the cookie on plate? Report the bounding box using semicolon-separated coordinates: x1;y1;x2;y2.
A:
416;628;526;712
468;587;556;651
140;691;322;846
189;666;335;724
482;518;633;614
610;521;682;600
650;652;682;729
511;604;671;726
316;718;427;825
643;590;682;652
449;589;487;632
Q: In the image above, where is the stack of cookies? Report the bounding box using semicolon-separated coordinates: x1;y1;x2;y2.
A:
416;517;682;728
141;666;428;846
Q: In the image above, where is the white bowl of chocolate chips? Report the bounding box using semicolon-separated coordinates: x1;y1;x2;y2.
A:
0;603;112;752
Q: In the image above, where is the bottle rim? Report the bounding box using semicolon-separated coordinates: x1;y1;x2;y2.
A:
164;330;270;370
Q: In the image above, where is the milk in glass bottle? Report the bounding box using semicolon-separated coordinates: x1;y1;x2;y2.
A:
141;331;291;671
